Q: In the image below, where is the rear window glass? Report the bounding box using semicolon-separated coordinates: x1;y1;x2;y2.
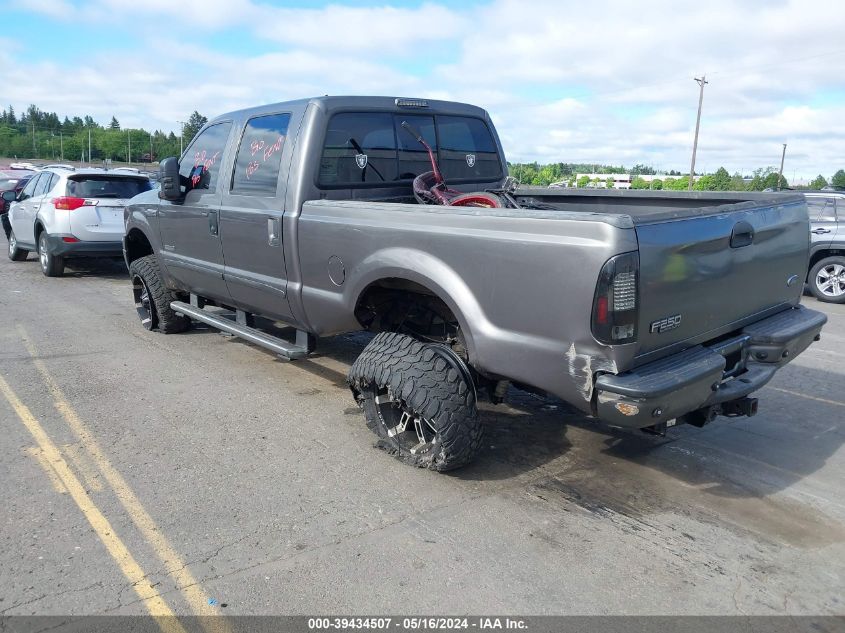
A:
808;198;836;222
318;112;501;187
67;177;152;199
319;113;399;185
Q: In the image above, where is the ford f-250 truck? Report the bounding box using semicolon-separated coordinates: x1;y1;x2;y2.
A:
123;96;826;471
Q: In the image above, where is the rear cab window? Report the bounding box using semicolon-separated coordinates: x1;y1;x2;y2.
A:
318;112;502;188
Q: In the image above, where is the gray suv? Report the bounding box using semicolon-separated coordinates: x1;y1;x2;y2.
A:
806;191;845;303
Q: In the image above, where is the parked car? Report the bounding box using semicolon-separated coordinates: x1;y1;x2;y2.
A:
806;190;845;303
3;167;152;276
123;96;825;471
0;169;35;238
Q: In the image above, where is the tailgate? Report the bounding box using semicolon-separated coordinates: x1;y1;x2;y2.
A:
634;198;809;361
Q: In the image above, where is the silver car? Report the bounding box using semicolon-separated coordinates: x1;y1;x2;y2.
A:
4;167;152;276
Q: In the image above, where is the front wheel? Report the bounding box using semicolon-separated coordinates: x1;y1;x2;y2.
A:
129;255;190;333
38;232;64;276
809;256;845;303
7;227;29;261
348;332;482;471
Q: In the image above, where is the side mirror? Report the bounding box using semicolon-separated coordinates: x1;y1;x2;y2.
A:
159;157;181;201
1;190;16;202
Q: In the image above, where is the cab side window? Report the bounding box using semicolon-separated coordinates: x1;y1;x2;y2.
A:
808;198;836;222
179;122;233;193
231;113;291;197
19;174;42;201
33;173;52;197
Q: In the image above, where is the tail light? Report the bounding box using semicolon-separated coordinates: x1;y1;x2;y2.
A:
52;196;97;210
592;251;639;344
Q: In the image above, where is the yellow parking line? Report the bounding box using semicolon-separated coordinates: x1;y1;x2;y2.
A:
24;446;67;494
0;374;186;633
16;326;231;633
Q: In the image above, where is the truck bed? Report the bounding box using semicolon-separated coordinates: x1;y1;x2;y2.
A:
514;187;806;224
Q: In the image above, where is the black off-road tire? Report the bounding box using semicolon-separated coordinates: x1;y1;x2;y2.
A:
38;232;64;277
808;256;845;304
348;332;482;471
129;255;190;334
7;227;28;261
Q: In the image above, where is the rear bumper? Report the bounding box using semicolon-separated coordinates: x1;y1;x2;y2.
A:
44;234;123;258
594;305;827;428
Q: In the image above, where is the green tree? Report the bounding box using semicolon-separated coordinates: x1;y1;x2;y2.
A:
762;172;788;190
576;175;590;188
831;170;845;188
183;111;208;145
809;175;828;189
712;167;731;191
631;176;649;190
109;116;120;130
650;178;663;190
605;176;614;189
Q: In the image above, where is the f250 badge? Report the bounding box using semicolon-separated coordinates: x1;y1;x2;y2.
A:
650;314;682;334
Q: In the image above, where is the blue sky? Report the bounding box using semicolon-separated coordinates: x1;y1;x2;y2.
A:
2;0;844;180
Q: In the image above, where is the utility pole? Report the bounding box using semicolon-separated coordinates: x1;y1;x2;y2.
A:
32;120;36;155
59;131;63;161
777;143;787;190
127;128;131;165
150;132;154;164
88;128;92;165
177;120;185;156
688;75;708;191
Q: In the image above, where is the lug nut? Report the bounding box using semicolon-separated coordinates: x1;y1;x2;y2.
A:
756;351;768;360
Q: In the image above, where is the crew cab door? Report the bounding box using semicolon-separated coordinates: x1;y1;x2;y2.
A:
157;121;233;302
219;112;295;320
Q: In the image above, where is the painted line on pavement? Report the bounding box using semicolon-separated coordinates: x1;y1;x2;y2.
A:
0;373;186;633
17;325;231;633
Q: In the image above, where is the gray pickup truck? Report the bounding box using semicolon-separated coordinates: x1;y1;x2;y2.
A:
123;96;826;471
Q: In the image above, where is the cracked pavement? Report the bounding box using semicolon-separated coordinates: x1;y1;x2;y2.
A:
0;254;843;616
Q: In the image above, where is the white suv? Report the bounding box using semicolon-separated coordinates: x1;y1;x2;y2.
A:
3;167;152;276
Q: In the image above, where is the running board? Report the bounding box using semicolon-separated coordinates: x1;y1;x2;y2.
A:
170;301;310;360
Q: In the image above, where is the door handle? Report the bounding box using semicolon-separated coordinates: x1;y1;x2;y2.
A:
811;228;831;234
208;210;218;236
267;217;280;247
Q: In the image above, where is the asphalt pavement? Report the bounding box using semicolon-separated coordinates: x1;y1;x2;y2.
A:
0;248;843;618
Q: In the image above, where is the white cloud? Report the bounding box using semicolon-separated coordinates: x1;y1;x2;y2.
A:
2;0;844;179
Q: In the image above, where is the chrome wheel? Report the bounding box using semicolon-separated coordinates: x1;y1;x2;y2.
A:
374;389;438;455
816;264;845;298
132;273;156;330
38;234;48;272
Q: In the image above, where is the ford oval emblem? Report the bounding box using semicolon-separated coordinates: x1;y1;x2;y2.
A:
787;274;799;287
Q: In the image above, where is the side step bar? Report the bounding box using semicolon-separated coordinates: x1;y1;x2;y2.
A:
170;301;310;360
